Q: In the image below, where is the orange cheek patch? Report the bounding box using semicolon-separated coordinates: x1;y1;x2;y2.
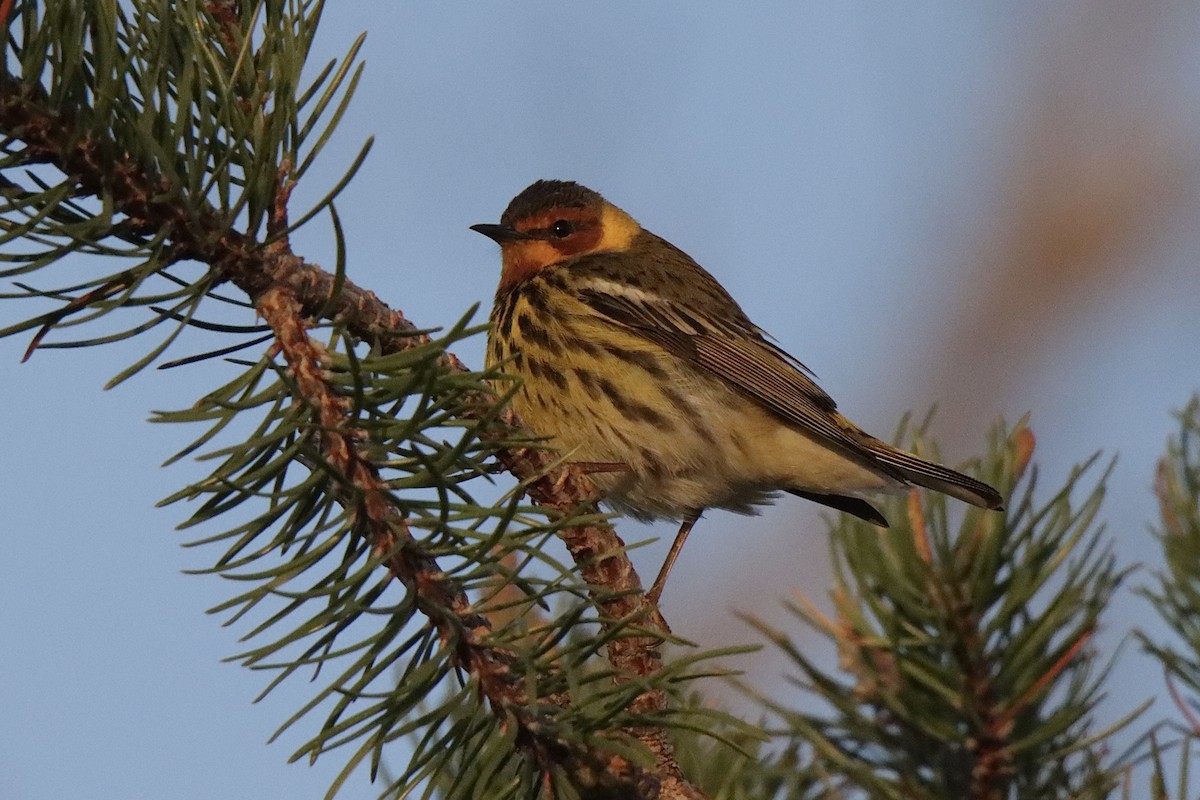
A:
499;240;564;290
554;226;602;257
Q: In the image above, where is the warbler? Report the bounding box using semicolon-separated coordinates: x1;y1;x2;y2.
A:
472;180;1002;602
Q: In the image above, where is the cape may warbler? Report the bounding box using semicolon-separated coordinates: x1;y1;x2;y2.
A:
473;180;1002;602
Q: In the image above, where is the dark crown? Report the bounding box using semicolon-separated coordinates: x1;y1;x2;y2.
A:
500;180;605;227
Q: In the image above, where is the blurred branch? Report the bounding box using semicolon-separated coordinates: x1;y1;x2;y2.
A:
919;0;1194;445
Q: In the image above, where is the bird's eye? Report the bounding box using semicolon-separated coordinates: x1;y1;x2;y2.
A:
549;220;574;239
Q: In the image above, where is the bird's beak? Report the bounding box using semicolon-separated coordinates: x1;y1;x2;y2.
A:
470;223;530;244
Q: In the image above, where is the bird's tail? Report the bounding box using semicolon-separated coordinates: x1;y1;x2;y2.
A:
866;440;1004;510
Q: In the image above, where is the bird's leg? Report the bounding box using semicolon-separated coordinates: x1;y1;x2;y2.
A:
571;461;629;473
552;460;629;494
646;510;701;605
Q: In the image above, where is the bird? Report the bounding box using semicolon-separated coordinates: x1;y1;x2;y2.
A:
472;179;1003;604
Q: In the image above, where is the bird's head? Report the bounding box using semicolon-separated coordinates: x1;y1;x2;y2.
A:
471;180;642;290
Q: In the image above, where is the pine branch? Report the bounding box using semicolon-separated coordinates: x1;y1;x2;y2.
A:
0;10;693;796
256;283;659;795
738;421;1138;799
1143;397;1200;729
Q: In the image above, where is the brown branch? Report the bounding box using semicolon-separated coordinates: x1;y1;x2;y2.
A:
256;284;652;793
494;448;684;780
944;595;1014;800
0;75;698;796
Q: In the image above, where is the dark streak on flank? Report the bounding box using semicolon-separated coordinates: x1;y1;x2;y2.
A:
729;431;752;460
601;343;668;379
573;367;599;397
562;333;604;358
517;313;561;355
596;375;671;429
660;385;689;410
525;356;567;390
595;375;622;406
626;401;670;428
693;423;719;447
640;447;667;479
661;385;713;444
610;427;635;450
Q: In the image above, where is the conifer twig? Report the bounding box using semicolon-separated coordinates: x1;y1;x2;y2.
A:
0;69;694;798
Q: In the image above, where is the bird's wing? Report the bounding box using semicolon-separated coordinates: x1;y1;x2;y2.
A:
577;285;906;481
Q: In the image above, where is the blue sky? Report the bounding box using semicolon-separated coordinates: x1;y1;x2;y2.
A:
3;4;1199;797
